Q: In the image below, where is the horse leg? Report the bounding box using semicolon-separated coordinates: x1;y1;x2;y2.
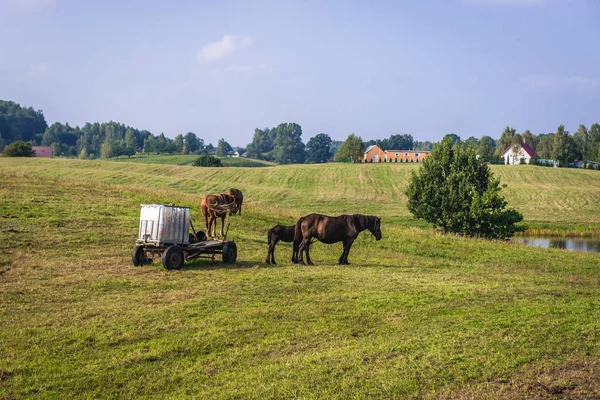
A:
340;239;355;265
305;242;314;266
208;215;214;238
291;240;299;263
298;237;311;265
270;239;279;264
220;215;226;238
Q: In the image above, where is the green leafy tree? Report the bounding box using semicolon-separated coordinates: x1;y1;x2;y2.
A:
2;140;36;157
124;129;137;152
79;148;88;160
216;138;233;156
273;123;305;164
573;124;590;161
552;125;576;166
444;133;461;145
335;133;365;163
305;133;332;163
378;134;414;150
246;127;276;160
192;155;222;167
101;138;113;159
535;133;554;159
143;136;155;154
173;134;184;154
477;136;496;162
183;132;201;154
589;123;600;161
413;140;433;151
497;126;520;154
406;137;523;239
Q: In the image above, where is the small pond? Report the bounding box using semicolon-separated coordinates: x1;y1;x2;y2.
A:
512;237;600;254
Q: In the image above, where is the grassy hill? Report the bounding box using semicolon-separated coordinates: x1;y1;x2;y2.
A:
1;158;600;398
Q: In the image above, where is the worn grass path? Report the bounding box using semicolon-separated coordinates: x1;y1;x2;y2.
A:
1;158;599;399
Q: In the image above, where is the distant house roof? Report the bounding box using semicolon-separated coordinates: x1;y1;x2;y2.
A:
501;143;537;158
365;145;378;153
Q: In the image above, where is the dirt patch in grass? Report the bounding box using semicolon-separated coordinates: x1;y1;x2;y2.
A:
442;357;600;399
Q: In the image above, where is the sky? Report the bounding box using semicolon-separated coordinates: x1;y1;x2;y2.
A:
1;0;599;146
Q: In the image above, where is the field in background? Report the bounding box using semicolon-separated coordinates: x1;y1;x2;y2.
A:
1;158;599;398
111;153;276;167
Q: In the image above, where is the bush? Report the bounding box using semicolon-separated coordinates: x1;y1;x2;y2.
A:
3;141;35;157
406;137;524;239
193;155;222;167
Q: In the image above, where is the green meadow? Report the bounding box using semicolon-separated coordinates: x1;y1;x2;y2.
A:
1;158;599;399
111;153;276;168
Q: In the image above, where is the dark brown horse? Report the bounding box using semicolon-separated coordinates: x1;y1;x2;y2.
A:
265;225;300;264
201;193;238;238
227;188;244;216
294;214;382;265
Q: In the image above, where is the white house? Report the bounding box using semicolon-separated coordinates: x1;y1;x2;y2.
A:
501;143;537;165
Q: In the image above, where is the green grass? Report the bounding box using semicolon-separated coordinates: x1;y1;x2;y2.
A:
1;158;600;399
110;153;275;167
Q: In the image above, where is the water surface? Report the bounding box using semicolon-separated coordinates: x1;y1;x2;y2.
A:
512;237;600;253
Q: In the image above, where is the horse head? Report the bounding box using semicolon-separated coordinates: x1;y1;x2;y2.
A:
369;216;382;241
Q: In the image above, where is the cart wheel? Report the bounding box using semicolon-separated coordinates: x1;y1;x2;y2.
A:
196;230;207;242
162;245;184;270
222;241;237;264
189;233;197;244
132;246;147;266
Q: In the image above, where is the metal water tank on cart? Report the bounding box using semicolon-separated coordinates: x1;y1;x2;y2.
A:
131;204;237;270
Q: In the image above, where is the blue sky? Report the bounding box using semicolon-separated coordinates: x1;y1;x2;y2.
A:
1;0;599;146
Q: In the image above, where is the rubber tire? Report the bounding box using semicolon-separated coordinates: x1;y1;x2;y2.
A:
132;246;147;266
222;241;237;264
189;233;197;244
162;245;184;270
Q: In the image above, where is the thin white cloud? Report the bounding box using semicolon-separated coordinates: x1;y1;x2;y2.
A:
520;74;599;92
0;0;55;11
196;35;252;64
462;0;545;5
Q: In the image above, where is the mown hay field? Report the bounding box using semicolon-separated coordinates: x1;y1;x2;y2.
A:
1;158;600;399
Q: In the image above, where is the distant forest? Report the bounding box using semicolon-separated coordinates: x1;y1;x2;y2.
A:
1;99;599;166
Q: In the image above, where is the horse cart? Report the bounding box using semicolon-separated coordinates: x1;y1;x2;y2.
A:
131;204;237;270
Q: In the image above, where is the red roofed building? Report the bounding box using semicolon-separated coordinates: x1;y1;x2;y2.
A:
501;143;537;165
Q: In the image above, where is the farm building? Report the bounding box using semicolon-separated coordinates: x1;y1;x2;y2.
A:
363;145;431;163
31;146;53;158
500;143;537;165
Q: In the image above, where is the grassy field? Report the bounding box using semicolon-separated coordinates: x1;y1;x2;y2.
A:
1;158;600;398
111;153;276;167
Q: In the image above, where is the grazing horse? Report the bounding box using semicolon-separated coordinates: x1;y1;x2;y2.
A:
201;193;238;238
227;188;244;216
266;225;301;265
294;214;382;265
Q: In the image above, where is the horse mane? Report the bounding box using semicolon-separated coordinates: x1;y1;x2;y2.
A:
353;214;378;231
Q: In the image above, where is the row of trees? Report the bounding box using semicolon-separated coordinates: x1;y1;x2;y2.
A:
3;99;600;165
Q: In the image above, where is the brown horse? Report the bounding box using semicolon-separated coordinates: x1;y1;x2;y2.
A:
294;214;382;265
201;193;238;238
266;225;301;264
227;188;244;216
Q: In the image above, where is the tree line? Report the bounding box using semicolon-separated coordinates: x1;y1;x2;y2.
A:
2;99;599;166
